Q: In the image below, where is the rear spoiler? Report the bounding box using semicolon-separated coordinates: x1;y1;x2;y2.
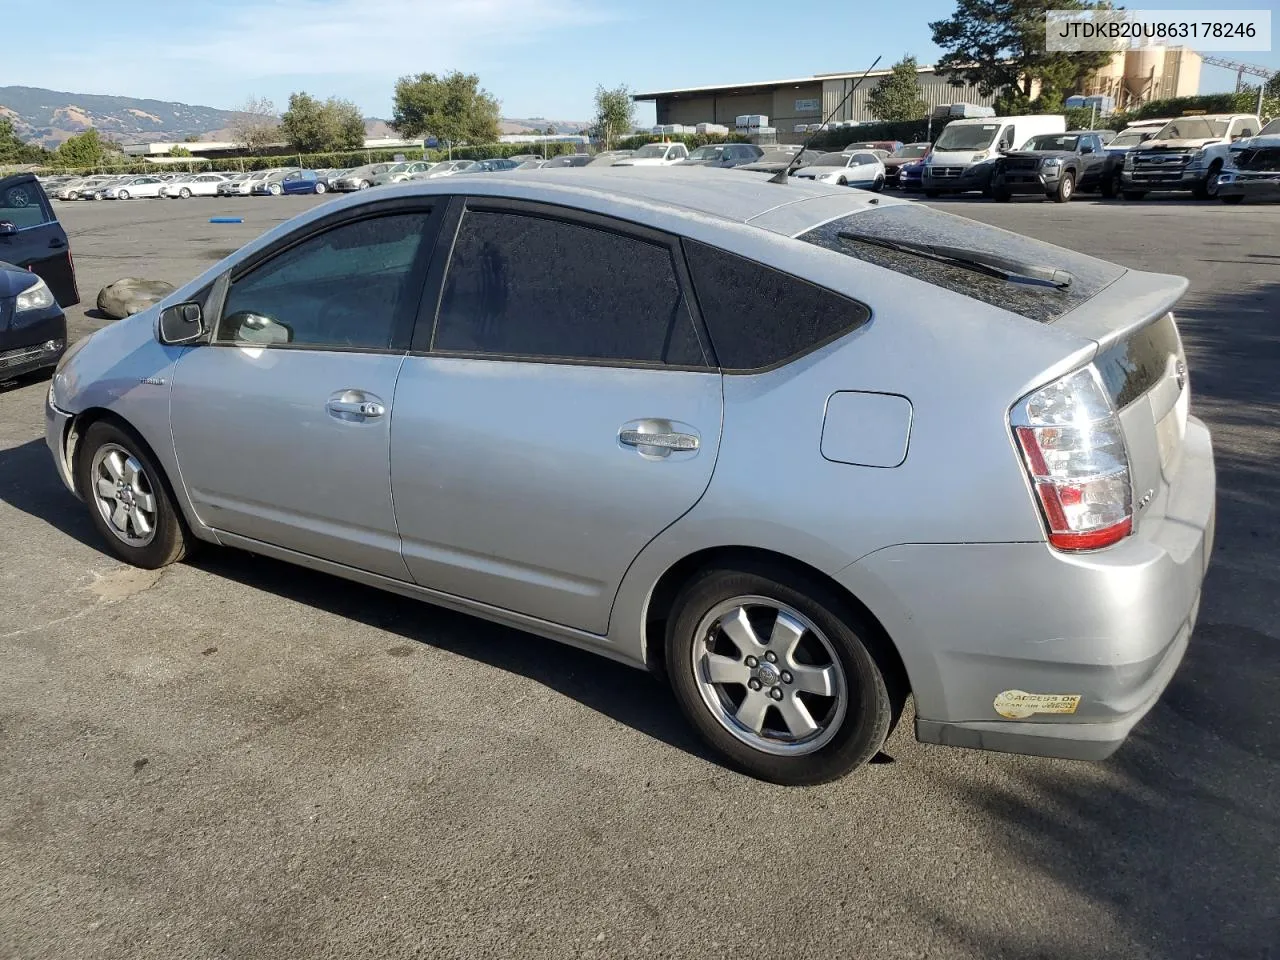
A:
1051;269;1189;349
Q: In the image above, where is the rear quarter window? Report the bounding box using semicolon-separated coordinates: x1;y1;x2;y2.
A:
685;240;870;371
798;204;1124;324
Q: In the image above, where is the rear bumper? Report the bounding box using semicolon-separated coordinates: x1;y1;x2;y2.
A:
839;415;1215;761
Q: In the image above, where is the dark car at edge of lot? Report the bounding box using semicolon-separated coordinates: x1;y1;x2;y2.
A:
882;143;931;188
991;131;1119;202
0;174;80;308
0;258;68;381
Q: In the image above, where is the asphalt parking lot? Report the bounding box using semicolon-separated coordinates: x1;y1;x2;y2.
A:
2;192;1277;960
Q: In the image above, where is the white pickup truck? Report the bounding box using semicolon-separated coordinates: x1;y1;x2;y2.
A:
1120;113;1263;200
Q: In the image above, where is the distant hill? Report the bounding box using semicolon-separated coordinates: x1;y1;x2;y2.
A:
0;86;249;149
0;86;592;149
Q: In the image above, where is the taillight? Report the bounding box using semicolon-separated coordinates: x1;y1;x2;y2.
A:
1012;365;1132;551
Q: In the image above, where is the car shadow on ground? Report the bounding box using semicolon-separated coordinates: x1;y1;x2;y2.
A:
0;432;718;765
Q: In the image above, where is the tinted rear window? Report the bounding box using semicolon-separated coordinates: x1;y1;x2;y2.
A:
798;204;1124;324
685;240;870;371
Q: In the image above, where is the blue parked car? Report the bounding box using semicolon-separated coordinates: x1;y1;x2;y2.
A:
251;169;328;196
898;158;925;192
0;257;67;381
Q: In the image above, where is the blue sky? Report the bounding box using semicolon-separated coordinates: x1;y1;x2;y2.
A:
11;0;1279;123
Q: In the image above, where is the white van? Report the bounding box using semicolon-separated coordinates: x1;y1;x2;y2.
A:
923;114;1067;196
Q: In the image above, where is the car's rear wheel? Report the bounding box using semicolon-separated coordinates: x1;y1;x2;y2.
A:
67;191;78;200
358;180;371;190
924;189;940;198
269;183;283;196
1122;190;1146;201
117;189;130;200
993;184;1012;202
179;187;191;199
76;420;189;569
1221;194;1245;205
665;565;900;785
871;176;884;192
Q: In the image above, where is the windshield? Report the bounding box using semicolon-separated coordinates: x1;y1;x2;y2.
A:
687;146;724;160
386;163;412;173
893;144;930;158
815;152;851;166
1022;135;1079;151
634;144;670;158
1258;118;1280;136
934;123;1000;151
1153;117;1230;140
1109;131;1148;148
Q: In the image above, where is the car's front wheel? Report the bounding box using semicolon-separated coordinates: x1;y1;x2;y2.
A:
1052;171;1074;202
1221;194;1245;205
269;183;283;196
179;188;191;199
76;420;189;569
358;180;371;190
665;565;900;785
1100;169;1122;199
315;182;327;194
117;189;130;200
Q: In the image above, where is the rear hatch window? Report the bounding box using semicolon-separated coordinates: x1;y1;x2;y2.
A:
798;204;1124;324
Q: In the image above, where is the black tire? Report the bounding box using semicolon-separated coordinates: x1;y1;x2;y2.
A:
924;189;940;198
1100;169;1121;199
871;176;884;193
837;177;847;186
993;185;1012;202
75;419;189;569
665;564;902;785
1052;171;1075;203
1193;161;1223;200
1221;194;1245;205
1123;190;1146;201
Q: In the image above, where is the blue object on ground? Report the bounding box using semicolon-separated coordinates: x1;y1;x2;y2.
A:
209;217;244;224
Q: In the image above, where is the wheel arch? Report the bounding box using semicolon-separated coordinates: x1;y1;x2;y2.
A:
642;545;910;697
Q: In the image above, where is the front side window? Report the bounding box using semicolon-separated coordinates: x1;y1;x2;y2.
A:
434;209;705;366
217;212;432;349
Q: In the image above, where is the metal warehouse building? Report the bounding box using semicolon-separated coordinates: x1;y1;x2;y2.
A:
634;65;997;143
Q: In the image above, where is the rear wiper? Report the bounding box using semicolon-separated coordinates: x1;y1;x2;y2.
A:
836;231;1074;289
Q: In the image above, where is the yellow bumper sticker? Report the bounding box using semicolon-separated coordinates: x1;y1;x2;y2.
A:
993;690;1082;719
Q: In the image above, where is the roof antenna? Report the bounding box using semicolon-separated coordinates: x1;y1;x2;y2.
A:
771;55;882;184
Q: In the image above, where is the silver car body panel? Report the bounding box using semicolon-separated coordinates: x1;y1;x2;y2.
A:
48;168;1214;762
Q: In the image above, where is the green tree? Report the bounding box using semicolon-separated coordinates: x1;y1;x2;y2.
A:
1266;72;1280;99
391;72;502;146
56;128;107;167
930;0;1112;106
592;84;635;150
280;93;368;152
866;56;929;122
0;116;48;164
169;145;192;157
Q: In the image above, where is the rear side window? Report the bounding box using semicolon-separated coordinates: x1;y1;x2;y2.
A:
684;240;870;371
434;210;707;366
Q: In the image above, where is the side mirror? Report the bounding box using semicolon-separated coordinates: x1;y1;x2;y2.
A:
1080;144;1094;154
0;221;16;238
159;301;206;345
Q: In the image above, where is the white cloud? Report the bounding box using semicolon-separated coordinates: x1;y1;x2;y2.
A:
159;0;610;77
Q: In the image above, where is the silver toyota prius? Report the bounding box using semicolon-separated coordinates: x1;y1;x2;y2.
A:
45;168;1215;784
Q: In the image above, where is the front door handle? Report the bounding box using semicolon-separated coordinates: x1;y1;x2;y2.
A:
618;419;701;458
49;237;67;249
326;390;386;421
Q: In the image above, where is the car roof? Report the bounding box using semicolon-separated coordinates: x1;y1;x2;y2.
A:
354;166;877;234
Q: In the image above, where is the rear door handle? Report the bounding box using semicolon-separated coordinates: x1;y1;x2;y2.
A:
619;430;698;451
326;390;386;421
49;237;66;249
618;419;701;458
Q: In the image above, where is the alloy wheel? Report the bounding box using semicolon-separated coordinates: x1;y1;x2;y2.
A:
90;444;158;547
691;596;848;756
